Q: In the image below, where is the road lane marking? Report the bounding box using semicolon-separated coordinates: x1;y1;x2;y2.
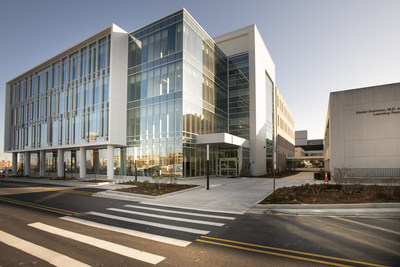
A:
197;236;387;267
60;216;191;247
0;196;77;216
125;204;236;220
0;183;95;196
28;222;165;265
196;238;354;267
62;190;95;196
140;202;244;215
0;230;90;267
108;207;225;226
88;211;209;235
30;187;95;196
330;216;400;236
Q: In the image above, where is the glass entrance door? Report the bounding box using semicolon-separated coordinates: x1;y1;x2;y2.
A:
219;158;238;177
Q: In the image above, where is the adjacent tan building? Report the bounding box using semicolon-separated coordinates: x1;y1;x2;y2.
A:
324;83;400;178
275;87;295;171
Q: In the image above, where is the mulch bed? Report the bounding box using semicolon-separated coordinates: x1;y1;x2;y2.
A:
260;183;400;204
115;181;197;196
81;180;112;183
257;171;300;178
51;177;77;180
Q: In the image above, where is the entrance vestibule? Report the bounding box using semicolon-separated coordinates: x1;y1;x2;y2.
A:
218;157;238;177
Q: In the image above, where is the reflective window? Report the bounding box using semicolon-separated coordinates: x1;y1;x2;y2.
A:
76;84;82;112
102;75;109;102
59;91;64;114
125;10;229;177
41;123;47;147
98;37;107;70
89;111;99;142
89;43;96;75
265;72;274;172
52;120;58;146
75;116;81;143
61;58;68;84
93;78;100;105
80;48;87;77
66;90;70;112
84;82;90;107
51;63;58;89
129;21;183;69
70;52;78;80
228;53;249;140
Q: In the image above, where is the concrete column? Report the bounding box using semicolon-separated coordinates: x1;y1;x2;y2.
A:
79;147;86;179
12;152;17;174
57;149;64;178
238;146;243;176
24;151;30;176
93;150;99;174
40;150;45;177
107;145;114;180
120;148;126;175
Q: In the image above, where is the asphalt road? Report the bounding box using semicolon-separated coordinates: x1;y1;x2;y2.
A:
0;180;399;266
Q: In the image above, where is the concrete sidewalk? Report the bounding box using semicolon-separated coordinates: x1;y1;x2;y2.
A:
0;173;320;213
1;173;400;217
251;203;400;218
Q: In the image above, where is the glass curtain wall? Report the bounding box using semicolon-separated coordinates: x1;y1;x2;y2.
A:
8;35;111;151
17;153;24;172
127;10;184;177
181;11;228;177
227;53;251;175
30;153;39;173
98;149;107;174
113;147;127;175
265;73;274;173
45;152;57;172
127;10;229;178
64;150;79;174
228;53;249;140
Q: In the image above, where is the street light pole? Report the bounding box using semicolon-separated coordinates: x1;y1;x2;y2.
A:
273;148;276;202
206;144;209;190
134;147;138;183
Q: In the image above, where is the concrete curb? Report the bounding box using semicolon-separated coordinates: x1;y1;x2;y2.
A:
256;202;400;209
248;202;400;218
1;177;97;187
94;185;203;200
259;209;400;218
0;177;136;189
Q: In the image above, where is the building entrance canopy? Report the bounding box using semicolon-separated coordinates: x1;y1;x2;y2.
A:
197;133;250;148
197;133;249;177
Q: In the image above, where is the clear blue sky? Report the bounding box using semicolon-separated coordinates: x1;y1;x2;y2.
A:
1;0;399;159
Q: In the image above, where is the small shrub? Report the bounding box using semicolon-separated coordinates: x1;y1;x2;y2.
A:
382;185;395;199
314;170;331;180
362;185;379;200
314;172;322;180
332;190;341;201
311;184;322;195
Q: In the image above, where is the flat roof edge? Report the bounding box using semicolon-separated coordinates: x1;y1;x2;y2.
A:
7;24;119;85
197;133;250;148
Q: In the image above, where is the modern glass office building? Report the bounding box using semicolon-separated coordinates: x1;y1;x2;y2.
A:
5;9;294;179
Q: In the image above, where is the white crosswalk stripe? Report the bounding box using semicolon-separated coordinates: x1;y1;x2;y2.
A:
140;202;245;215
80;202;239;241
28;222;165;265
0;230;90;267
87;211;210;235
0;203;239;266
60;216;191;247
108;207;225;226
124;204;236;220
